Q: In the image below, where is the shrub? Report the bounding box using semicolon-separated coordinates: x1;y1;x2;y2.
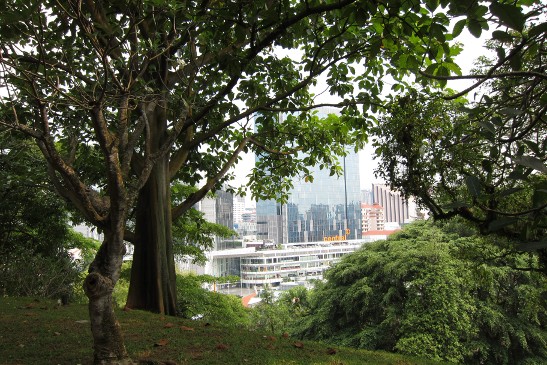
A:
0;247;79;300
176;273;250;326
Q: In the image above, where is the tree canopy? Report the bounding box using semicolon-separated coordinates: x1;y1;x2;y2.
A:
296;220;547;364
372;17;546;268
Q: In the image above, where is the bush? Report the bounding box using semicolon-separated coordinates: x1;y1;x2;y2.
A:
247;285;312;335
0;247;79;300
176;273;250;326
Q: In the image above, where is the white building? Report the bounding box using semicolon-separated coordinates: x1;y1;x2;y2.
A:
203;239;367;289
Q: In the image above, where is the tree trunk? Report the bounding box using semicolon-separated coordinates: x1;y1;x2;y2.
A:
84;231;132;365
126;155;177;315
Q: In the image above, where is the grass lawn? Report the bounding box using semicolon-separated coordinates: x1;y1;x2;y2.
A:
0;297;446;365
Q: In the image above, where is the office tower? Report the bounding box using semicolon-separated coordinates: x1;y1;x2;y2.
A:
256;146;362;244
361;188;373;205
233;195;246;224
372;183;411;225
199;190;234;250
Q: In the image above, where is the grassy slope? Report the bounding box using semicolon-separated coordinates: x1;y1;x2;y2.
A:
0;297;445;365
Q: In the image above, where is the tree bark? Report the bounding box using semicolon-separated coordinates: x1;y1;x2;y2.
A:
126;102;177;315
126;156;177;315
84;232;132;364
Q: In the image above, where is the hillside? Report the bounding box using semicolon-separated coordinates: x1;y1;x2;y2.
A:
0;297;446;365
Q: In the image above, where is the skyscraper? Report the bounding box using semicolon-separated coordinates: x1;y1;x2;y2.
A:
372;183;413;224
198;190;234;250
256;146;362;244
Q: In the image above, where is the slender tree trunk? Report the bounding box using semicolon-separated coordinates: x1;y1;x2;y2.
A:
84;230;132;364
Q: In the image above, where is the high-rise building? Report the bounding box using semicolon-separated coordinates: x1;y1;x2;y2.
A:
256;146;362;244
361;202;385;233
233;195;246;224
372;183;413;225
361;188;373;205
199;190;234;250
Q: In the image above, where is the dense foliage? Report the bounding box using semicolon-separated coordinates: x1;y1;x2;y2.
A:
249;285;311;335
0;132;95;299
373;13;546;260
295;221;546;364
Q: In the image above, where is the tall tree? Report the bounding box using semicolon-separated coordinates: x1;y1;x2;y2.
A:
0;0;537;363
373;5;546;268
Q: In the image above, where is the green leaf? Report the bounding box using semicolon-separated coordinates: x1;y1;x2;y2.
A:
498;187;523;198
452;19;466;38
425;0;440;12
436;65;449;88
490;2;525;32
478;120;496;135
490;116;503;126
465;175;482;197
430;23;446;42
499;107;524;116
522;140;540;155
496;47;506;61
528;22;547;38
467;19;482;38
492;30;513;42
513;156;547;173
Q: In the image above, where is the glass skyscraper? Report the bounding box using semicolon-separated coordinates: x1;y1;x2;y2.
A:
256;145;362;244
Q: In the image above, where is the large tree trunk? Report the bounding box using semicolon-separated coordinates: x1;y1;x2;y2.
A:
84;231;132;364
126;159;177;314
126;106;177;315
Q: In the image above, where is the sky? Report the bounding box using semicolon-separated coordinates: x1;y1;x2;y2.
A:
230;28;492;196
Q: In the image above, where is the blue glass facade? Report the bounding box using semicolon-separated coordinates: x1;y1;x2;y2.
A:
256;146;362;244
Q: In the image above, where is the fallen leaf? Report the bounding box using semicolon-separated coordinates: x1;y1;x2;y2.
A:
75;320;89;324
216;343;229;350
163;322;175;328
180;326;194;331
123;306;132;312
54;332;61;336
154;338;169;347
136;350;152;358
282;332;289;338
327;347;337;355
293;341;304;349
267;336;276;342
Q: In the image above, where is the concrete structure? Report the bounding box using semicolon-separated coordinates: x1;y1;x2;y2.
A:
361;202;385;233
240;240;365;288
233;196;246;224
372;183;414;225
